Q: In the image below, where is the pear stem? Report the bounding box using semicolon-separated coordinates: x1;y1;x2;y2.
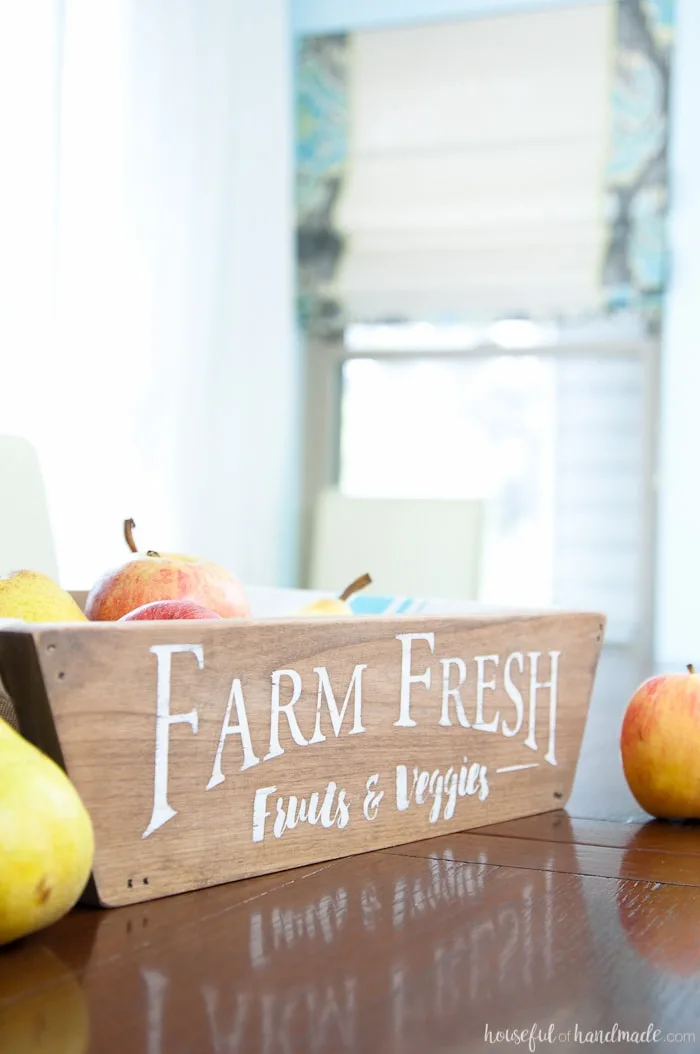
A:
689;664;696;675
339;573;372;602
124;519;138;553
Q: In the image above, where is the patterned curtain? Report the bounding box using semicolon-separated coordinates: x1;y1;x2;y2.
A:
295;34;349;339
602;0;675;322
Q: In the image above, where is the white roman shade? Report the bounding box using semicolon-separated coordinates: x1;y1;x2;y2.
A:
334;2;613;321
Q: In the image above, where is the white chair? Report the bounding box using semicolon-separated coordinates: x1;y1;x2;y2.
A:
0;434;59;579
0;435;59;727
308;489;485;601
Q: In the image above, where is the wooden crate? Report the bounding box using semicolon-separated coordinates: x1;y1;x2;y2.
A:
0;608;604;907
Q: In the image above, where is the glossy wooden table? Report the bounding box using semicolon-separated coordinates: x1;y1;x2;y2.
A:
3;650;700;1052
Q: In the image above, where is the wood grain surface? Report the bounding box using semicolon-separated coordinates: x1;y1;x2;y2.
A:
394;829;700;886
480;812;700;854
0;611;602;905
2;831;700;1053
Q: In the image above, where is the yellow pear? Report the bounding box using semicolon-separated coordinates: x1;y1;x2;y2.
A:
0;570;86;623
296;573;372;617
0;717;95;945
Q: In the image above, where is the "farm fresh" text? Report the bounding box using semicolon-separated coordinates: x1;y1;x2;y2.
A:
141;632;560;839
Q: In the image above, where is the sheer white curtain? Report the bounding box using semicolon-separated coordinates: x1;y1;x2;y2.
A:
0;0;296;588
0;1;60;510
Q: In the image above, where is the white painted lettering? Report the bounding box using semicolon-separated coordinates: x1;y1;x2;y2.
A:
363;773;384;821
320;781;349;828
207;677;259;791
394;632;435;727
443;767;458;819
473;655;500;732
252;785;277;843
415;769;430;803
258;782;350;842
525;650;560;764
545;651;560;764
143;644;203;839
428;769;444;823
265;669;308;761
502;652;524;737
308;664;367;744
274;795;299;838
396;758;489;821
395;765;414;811
439;658;470;727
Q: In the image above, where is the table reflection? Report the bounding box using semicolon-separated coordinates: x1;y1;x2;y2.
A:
72;848;587;1053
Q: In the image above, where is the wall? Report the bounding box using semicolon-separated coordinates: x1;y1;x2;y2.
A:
291;0;606;35
655;0;700;668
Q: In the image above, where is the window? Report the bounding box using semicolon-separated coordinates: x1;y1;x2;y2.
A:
312;340;656;647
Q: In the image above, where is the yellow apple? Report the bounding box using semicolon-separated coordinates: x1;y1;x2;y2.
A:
620;665;700;818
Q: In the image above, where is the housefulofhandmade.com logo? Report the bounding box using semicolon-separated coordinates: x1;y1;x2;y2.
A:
484;1023;695;1050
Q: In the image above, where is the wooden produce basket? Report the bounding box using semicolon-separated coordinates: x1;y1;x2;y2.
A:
0;604;604;908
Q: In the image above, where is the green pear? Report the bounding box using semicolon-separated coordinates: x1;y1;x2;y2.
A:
0;717;94;944
0;570;86;623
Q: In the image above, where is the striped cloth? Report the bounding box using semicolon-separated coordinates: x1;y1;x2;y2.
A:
0;618;25;728
0;690;17;729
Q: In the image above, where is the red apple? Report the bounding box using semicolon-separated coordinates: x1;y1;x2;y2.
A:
119;600;223;621
85;520;250;622
620;664;700;818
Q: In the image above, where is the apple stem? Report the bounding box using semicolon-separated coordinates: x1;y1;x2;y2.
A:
124;519;138;553
146;550;161;558
689;664;696;675
339;573;372;602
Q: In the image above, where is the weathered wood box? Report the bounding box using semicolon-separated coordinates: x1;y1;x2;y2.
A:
0;602;604;908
